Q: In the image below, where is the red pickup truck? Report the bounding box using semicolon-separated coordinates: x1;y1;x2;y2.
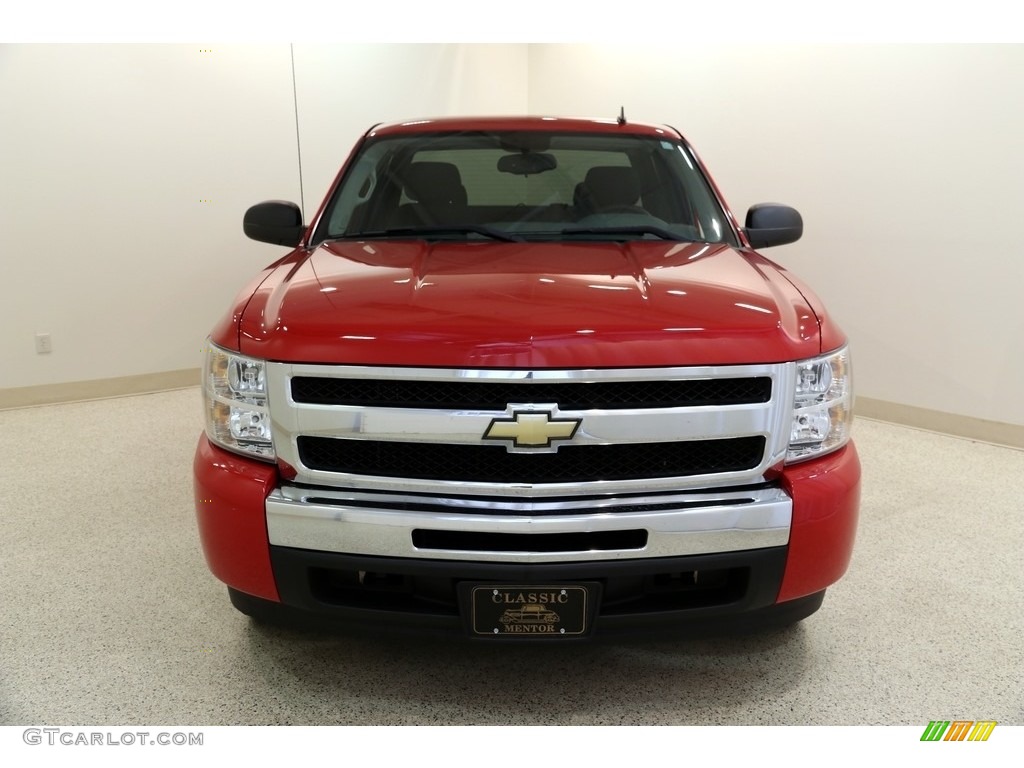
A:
194;116;859;639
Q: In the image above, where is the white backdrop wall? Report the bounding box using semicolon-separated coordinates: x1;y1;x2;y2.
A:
1;44;299;390
528;44;1024;429
2;43;1022;431
292;45;529;222
0;43;528;392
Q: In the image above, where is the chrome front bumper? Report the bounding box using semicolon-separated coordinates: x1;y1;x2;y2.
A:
266;485;791;564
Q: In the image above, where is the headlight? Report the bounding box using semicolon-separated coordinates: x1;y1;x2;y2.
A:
202;341;275;461
787;346;853;463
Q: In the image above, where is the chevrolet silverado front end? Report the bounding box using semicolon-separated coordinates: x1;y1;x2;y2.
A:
194;117;859;639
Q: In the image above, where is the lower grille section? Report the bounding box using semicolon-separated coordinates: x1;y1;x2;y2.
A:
297;435;766;483
309;565;745;616
269;548;789;622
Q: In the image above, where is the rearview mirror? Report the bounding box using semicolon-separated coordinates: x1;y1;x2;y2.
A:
497;153;557;176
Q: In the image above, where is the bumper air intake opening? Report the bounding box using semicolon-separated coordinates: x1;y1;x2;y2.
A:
411;529;648;553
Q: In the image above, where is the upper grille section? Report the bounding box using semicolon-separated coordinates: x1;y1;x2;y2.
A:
291;376;772;410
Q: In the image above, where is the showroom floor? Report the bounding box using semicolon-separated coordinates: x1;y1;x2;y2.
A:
1;388;1021;726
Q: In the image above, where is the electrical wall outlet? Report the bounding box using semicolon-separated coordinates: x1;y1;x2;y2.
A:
35;333;52;354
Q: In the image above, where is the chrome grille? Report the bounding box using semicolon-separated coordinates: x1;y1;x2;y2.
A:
267;362;795;497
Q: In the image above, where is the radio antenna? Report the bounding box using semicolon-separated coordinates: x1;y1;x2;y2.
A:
617;106;626;125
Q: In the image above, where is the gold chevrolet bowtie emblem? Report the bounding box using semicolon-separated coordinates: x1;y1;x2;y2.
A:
483;410;581;449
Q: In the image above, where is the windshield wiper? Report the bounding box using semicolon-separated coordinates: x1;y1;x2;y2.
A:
334;225;524;243
558;225;693;242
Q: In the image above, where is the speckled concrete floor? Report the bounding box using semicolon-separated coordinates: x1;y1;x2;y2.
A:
0;388;1021;725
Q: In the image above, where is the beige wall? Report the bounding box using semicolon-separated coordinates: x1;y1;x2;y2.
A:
3;43;1023;433
527;44;1024;429
1;45;297;390
0;43;529;390
293;44;530;222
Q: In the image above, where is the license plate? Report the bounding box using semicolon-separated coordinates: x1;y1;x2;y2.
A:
463;584;596;638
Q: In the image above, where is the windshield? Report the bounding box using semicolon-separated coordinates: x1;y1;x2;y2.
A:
311;131;737;246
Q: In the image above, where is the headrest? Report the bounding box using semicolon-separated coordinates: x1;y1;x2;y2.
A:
402;162;467;206
583;166;640;209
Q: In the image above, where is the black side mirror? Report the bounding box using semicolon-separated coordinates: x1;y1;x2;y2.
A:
243;201;304;247
745;203;803;248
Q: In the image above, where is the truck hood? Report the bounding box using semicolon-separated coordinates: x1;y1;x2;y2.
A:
236;240;822;367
